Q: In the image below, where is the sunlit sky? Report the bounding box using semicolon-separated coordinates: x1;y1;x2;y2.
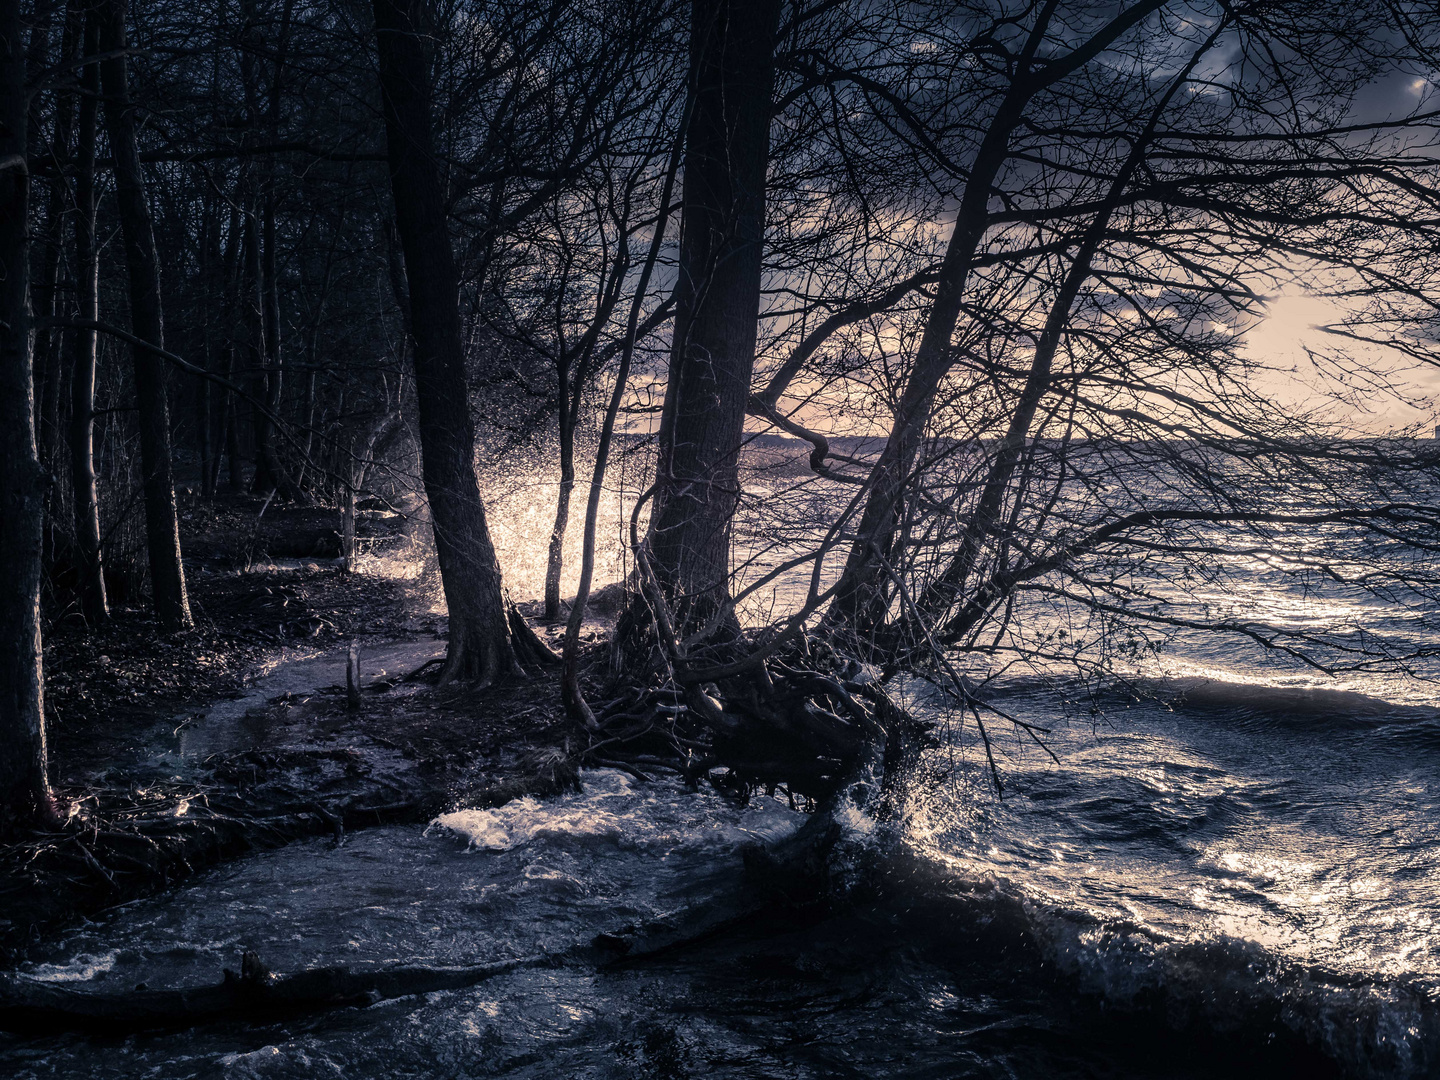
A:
1243;290;1440;435
1238;67;1440;435
727;63;1440;442
1241;293;1343;365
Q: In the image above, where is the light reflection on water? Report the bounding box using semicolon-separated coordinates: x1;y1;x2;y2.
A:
5;453;1440;1075
461;459;1440;1072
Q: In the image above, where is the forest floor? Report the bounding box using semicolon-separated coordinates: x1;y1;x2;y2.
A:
1;494;590;964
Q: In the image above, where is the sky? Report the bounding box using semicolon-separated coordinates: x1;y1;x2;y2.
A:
1228;64;1440;435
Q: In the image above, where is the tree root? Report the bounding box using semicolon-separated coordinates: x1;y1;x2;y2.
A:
577;630;934;804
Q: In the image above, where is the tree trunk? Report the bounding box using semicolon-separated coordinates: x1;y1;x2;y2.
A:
543;357;574;623
0;0;60;826
195;188;220;500
646;0;779;629
29;1;73;504
220;198;246;494
371;0;527;685
97;0;192;630
69;0;106;622
822;94;1030;637
255;193;304;501
823;0;1165;637
241;199;274;494
224;380;245;492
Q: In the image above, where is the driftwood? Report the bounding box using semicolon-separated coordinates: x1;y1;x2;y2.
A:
0;950;541;1035
592;806;845;968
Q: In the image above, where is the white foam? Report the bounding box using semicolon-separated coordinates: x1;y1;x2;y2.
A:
17;950;118;983
430;769;805;855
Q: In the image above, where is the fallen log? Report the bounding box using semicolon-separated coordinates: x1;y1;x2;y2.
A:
0;950;542;1035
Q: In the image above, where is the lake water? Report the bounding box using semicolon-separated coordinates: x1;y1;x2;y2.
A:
4;451;1440;1078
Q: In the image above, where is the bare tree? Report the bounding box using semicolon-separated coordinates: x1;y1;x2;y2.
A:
68;0;105;622
0;0;60;826
371;0;553;684
645;0;782;631
98;0;191;629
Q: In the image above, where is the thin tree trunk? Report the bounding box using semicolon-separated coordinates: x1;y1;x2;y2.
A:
98;0;191;630
0;0;60;826
913;30;1220;643
241;199;274;493
543;357;574;622
645;0;780;628
256;192;304;500
822;87;1033;636
27;1;73;586
195;188;219;499
563;115;686;722
220;196;245;494
69;0;106;622
32;3;74;499
371;0;531;685
224;373;245;492
256;195;283;492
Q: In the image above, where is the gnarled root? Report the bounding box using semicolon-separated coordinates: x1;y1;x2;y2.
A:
578;631;933;805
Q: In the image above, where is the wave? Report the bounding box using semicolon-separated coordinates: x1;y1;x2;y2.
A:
429;768;805;854
976;670;1440;730
879;849;1439;1078
1149;677;1440;724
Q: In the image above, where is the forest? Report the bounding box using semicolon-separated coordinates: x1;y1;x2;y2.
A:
6;0;1440;1075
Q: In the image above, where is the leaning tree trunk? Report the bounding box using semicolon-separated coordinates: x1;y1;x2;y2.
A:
645;0;780;630
0;3;60;827
371;0;537;685
69;1;106;622
98;0;192;630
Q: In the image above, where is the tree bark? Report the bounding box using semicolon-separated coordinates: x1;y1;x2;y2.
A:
220;197;246;494
0;0;60;826
241;197;273;493
195;187;220;499
254;190;304;501
97;0;192;630
646;0;779;625
543;356;574;622
371;0;528;685
29;1;73;506
69;0;106;622
822;88;1033;637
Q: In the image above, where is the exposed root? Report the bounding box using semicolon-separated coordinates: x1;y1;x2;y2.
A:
575;629;933;805
435;606;555;689
508;603;561;669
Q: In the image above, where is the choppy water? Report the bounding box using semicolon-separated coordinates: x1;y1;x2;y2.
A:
7;677;1439;1079
7;457;1440;1077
